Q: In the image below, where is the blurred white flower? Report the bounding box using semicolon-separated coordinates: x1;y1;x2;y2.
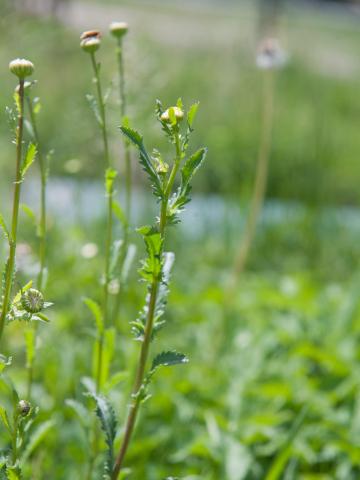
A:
108;279;120;295
81;243;98;258
256;38;287;70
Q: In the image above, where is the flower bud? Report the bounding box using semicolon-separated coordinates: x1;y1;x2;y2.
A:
21;288;44;314
17;400;31;417
256;38;287;70
80;30;101;53
9;59;34;79
160;107;184;124
109;21;128;38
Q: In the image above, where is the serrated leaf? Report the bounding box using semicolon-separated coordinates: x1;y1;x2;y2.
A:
151;351;189;371
88;394;117;476
120;126;163;199
83;297;104;334
21;143;37;178
181;147;207;191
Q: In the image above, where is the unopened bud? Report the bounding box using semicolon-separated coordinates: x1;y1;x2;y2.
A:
256;38;287;70
109;21;128;38
160;107;184;124
17;400;31;417
21;289;44;314
9;59;34;79
80;30;101;53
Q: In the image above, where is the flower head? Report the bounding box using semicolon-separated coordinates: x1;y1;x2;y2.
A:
160;106;184;125
256;38;287;70
80;30;102;53
17;400;31;417
9;58;34;79
109;21;128;38
21;288;44;314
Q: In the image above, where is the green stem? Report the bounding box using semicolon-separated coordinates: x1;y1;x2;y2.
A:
0;79;25;344
111;37;131;325
231;69;274;287
89;51;113;390
111;131;181;479
11;414;19;466
25;95;47;399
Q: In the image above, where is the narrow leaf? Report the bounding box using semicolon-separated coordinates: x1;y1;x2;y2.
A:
151;351;189;371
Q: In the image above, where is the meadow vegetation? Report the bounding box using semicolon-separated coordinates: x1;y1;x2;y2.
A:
0;1;360;479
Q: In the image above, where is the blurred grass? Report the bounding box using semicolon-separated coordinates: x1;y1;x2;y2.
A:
1;0;360;204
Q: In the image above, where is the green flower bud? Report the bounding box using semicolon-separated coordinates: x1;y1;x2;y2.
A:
21;288;44;314
160;107;184;124
80;30;101;53
17;400;31;417
109;21;128;38
9;58;34;79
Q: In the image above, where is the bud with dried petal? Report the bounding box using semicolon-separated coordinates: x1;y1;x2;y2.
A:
80;30;102;53
9;58;34;79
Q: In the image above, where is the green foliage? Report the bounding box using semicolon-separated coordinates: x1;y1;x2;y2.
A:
89;393;117;477
151;351;188;371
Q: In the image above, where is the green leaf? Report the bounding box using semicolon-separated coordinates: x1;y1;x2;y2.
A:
83;297;104;334
112;200;127;227
20;204;36;225
13;280;33;304
0;214;10;242
0;406;11;434
88;393;117;476
6;468;21;480
86;94;102;126
151;351;189;371
105;168;118;195
21;420;55;463
187;102;199;128
24;328;35;369
181;147;207;192
120;126;163;199
65;399;90;429
138;226;163;282
21;142;37;178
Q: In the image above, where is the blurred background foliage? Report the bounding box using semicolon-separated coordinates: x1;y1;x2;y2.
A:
1;0;360;479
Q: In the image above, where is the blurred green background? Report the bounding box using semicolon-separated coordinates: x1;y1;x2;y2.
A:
1;0;360;479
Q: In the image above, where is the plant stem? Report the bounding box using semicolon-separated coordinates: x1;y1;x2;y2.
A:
0;79;25;344
112;132;181;479
230;69;274;287
11;413;19;466
112;36;131;325
25;95;47;399
89;51;113;391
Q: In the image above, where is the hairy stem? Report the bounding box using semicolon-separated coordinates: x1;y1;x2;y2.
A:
0;79;25;344
231;70;274;286
112;132;181;479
